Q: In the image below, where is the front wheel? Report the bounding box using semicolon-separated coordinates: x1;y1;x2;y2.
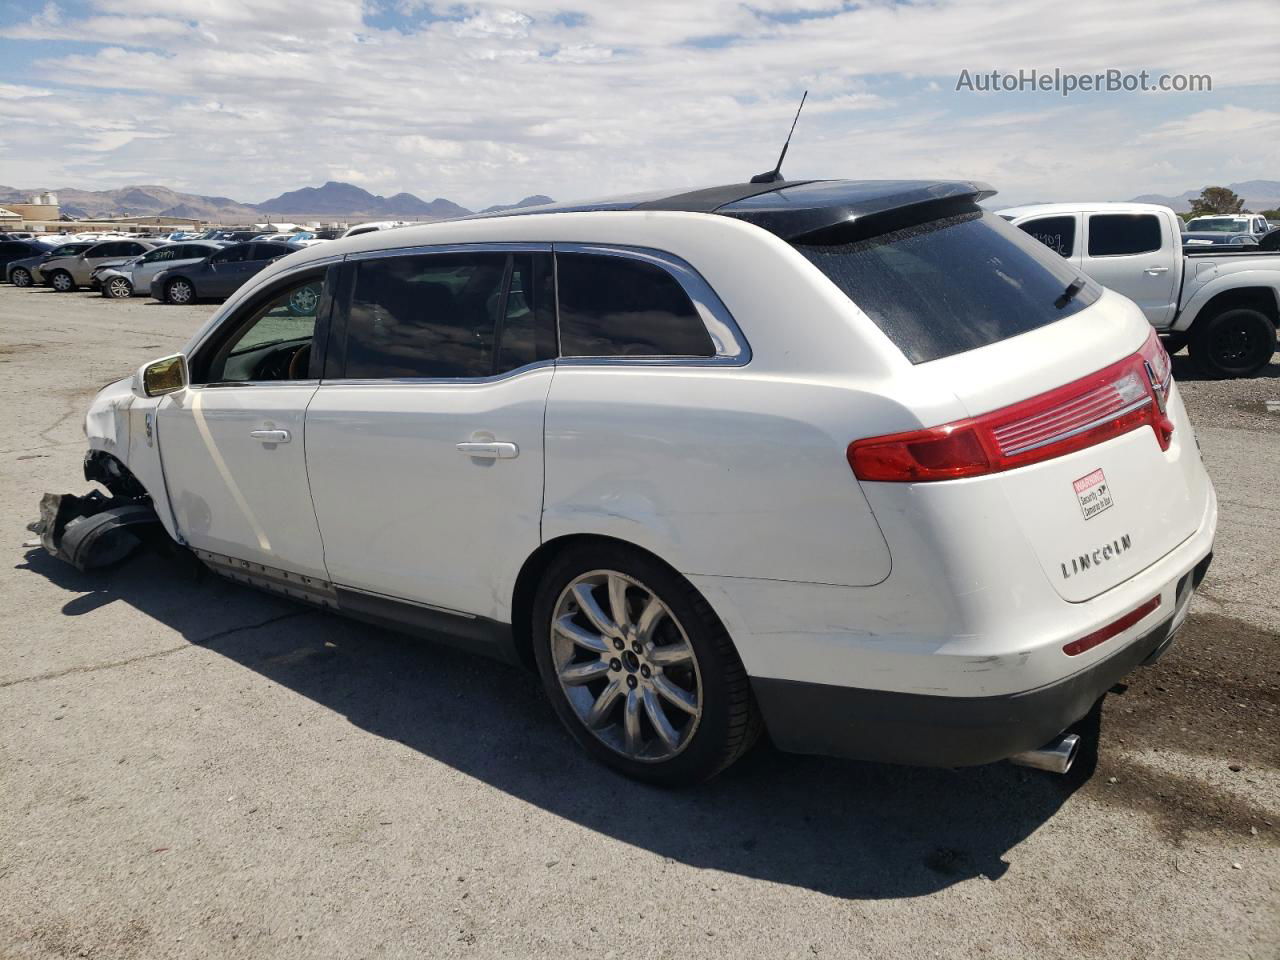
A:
165;278;195;305
11;267;32;287
531;543;760;786
103;276;133;299
49;270;75;293
1189;307;1277;378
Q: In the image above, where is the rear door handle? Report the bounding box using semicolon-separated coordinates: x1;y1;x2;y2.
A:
456;441;519;459
250;429;291;443
1144;266;1169;275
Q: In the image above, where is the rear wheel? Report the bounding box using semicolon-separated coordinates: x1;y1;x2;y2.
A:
10;267;32;287
103;276;133;299
532;543;760;786
165;278;194;305
1189;307;1277;378
49;270;75;293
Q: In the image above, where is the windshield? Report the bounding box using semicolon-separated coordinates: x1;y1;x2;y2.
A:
793;210;1101;364
1187;217;1249;232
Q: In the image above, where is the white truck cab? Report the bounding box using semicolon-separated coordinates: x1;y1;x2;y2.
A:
1000;202;1280;378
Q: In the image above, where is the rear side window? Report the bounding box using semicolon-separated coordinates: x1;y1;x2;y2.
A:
212;245;249;264
794;211;1100;364
1087;214;1161;256
343;252;555;379
556;253;714;357
1018;215;1075;257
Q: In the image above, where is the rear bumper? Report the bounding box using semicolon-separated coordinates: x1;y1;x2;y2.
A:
752;552;1211;767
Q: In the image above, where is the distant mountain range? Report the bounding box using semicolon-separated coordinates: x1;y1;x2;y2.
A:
1130;179;1280;212
0;180;553;223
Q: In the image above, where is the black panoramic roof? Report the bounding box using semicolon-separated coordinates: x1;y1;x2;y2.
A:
464;178;996;242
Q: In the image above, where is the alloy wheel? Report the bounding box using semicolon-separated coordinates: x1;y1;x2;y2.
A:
550;570;703;762
51;272;72;292
168;280;193;304
106;277;132;299
12;268;31;287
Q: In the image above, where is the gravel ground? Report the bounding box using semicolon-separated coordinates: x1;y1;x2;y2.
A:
1;285;1277;960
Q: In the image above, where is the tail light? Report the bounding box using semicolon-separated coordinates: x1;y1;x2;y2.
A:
1063;596;1161;656
849;330;1175;482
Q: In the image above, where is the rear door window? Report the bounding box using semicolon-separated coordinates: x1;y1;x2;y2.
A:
1087;214;1162;256
1018;215;1075;257
342;251;556;379
794;210;1100;364
556;253;714;357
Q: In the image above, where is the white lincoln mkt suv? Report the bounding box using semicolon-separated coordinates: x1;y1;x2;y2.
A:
40;179;1217;785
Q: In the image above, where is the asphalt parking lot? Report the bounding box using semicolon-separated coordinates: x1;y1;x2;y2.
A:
1;284;1276;960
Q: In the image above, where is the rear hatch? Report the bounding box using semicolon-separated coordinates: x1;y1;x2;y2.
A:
796;207;1208;602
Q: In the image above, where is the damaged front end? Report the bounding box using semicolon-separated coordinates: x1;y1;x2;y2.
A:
29;452;161;571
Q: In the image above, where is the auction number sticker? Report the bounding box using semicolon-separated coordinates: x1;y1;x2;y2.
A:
1073;468;1114;521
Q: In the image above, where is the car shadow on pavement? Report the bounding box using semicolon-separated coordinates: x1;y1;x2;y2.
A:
1168;350;1280;381
21;546;1101;901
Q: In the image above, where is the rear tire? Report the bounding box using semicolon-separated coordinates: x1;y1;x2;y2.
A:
11;267;32;287
49;270;75;293
531;542;760;786
165;278;195;305
1189;307;1276;379
103;276;133;299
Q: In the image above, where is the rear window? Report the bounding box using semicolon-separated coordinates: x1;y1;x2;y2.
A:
794;210;1100;364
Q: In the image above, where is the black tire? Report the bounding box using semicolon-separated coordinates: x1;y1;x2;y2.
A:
531;542;760;786
164;277;195;305
103;275;133;299
1189;307;1277;379
49;269;75;293
10;267;32;287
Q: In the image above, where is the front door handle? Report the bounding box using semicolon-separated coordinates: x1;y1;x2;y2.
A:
1144;266;1169;275
250;429;291;443
456;441;519;459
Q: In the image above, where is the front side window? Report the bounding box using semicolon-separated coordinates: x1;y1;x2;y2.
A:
556;253;714;357
1087;214;1162;256
1018;215;1075;257
794;210;1100;364
196;272;328;384
343;251;555;379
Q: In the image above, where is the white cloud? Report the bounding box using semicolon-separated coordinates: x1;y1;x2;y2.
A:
0;0;1276;208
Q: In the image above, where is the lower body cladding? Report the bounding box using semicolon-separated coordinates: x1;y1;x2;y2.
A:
751;555;1207;768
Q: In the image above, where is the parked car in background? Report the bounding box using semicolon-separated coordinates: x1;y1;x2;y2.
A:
213;230;269;243
0;237;63;281
150;240;295;304
40;238;162;292
1000;202;1280;377
97;241;228;299
5;241;95;286
1182;214;1272;247
56;178;1216;785
340;220;408;238
261;231;326;247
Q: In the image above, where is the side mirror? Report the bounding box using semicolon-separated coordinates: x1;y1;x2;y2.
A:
138;354;188;398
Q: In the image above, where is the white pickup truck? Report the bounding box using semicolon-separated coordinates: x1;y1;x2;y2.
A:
999;202;1280;378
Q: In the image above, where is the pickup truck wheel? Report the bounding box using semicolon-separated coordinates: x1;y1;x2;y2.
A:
10;267;32;287
531;543;760;786
49;270;76;293
165;278;194;305
1189;307;1277;379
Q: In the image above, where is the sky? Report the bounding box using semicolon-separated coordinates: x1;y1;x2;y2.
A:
0;0;1278;210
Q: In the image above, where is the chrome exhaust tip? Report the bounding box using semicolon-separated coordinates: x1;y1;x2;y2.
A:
1008;733;1081;775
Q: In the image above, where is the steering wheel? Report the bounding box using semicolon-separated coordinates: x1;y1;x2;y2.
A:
288;343;311;380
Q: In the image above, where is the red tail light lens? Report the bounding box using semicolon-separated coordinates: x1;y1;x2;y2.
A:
849;330;1175;482
1063;596;1161;656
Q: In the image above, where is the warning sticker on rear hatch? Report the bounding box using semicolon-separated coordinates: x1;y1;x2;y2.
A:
1073;468;1114;520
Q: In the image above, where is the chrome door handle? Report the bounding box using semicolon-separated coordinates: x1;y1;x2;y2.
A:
250;429;291;443
1144;266;1169;275
456;441;519;459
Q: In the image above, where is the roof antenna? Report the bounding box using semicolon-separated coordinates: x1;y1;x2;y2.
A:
750;90;808;184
